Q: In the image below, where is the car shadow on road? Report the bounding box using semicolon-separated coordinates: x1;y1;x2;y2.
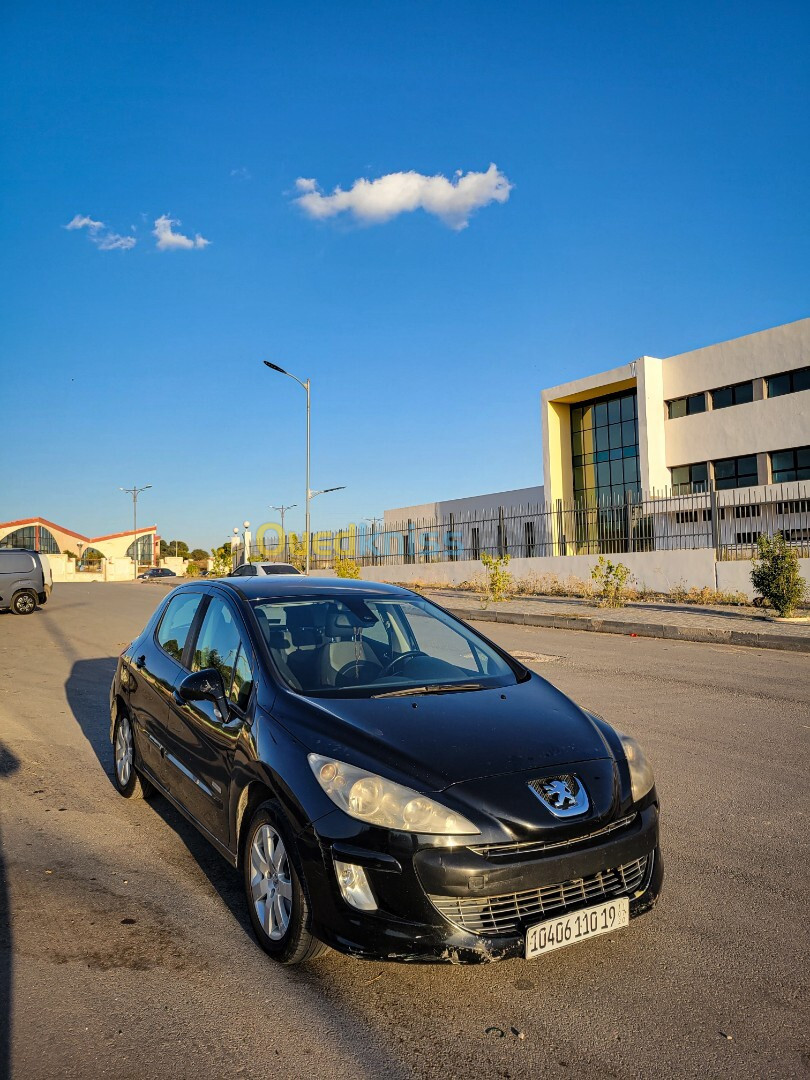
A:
63;656;414;1077
64;656;254;938
0;740;21;1080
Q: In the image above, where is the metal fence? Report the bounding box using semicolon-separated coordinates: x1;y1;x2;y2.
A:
240;481;810;568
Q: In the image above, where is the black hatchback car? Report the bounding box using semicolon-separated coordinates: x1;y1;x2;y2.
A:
110;577;662;964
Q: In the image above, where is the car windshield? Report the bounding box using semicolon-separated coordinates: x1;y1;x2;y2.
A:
249;595;520;697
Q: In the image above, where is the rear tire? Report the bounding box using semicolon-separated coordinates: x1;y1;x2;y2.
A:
243;802;328;964
112;711;153;800
11;590;37;615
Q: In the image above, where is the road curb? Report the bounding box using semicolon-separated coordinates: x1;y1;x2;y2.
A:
443;605;810;653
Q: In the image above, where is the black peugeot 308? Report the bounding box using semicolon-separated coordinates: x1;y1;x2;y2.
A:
110;576;662;964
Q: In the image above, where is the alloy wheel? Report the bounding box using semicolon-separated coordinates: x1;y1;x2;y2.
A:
249;823;293;940
15;593;35;614
115;715;133;787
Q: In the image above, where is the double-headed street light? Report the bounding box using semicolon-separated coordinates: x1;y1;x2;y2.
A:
120;484;152;580
262;362;345;574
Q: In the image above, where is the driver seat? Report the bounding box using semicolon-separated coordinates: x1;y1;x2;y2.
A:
317;608;382;687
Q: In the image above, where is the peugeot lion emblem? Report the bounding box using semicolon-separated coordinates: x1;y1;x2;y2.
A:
528;775;589;818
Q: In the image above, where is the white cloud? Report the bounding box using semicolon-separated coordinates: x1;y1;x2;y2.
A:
153;214;210;251
64;213;136;251
65;213;104;232
96;232;136;251
230;166;252;180
293;163;512;230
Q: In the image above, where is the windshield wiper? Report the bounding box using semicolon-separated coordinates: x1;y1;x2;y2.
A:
371;683;488;699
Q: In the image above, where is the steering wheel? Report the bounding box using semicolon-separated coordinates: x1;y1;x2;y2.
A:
378;650;429;678
334;659;384;687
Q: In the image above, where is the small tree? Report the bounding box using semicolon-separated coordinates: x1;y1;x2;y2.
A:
190;548;208;561
751;533;806;617
591;556;633;608
210;544;232;577
334;555;361;579
480;553;513;603
286;533;308;572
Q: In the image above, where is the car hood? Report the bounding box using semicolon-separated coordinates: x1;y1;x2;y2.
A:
275;674;613;791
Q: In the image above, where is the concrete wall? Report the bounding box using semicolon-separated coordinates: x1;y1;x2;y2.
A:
663;392;809;468
355;552;810;601
661;318;809;398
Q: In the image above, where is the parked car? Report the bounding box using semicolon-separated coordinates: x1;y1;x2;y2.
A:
138;568;177;580
230;562;301;576
0;548;52;614
110;577;662;965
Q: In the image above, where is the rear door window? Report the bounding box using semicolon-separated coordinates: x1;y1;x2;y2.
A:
156;592;204;664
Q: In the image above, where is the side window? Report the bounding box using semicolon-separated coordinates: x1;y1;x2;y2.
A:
192;597;251;705
156;593;204;664
230;646;254;711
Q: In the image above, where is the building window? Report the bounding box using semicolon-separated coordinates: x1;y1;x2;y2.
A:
0;524;60;554
571;391;639;503
766;367;810;398
126;534;153;563
710;381;754;410
770;446;810;484
671;462;709;494
713;455;758;490
667;393;706;419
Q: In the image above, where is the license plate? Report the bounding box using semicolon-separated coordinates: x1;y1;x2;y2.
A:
525;897;629;959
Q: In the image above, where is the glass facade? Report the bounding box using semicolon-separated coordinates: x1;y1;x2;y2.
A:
571;390;639;503
126;534;154;563
0;525;60;554
671;462;709;494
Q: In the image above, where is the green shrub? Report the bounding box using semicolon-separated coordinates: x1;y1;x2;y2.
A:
480;553;513;603
751;533;807;617
334;555;361;579
210;545;232;577
591;556;634;608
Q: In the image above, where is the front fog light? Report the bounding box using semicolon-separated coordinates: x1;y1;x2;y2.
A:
334;860;378;911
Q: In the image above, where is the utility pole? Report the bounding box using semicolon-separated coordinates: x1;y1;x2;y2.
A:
120;484;152;580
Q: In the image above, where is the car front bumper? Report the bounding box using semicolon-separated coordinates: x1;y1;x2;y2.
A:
301;803;662;963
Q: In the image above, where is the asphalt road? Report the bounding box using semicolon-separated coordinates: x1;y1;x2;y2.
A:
1;583;808;1080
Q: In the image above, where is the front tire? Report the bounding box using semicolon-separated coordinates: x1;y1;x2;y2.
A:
243;803;327;964
11;590;37;615
112;711;153;799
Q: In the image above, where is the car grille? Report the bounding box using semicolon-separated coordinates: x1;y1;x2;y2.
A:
428;855;649;936
469;814;637;861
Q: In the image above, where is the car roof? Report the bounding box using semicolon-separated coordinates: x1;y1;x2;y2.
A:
207;575;414;601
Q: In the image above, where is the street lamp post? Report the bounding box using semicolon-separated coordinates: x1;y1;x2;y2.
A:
264;362;311;572
262;361;348;574
272;503;296;561
120;484;152;580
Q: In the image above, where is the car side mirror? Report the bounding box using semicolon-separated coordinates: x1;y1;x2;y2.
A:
176;668;229;720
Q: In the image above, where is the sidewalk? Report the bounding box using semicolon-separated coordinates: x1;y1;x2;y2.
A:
424;589;810;653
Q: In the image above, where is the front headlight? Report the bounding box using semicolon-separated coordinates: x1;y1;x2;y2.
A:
308;754;479;835
618;733;656;803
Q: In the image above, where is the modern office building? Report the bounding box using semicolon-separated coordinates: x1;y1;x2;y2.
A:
541;317;809;506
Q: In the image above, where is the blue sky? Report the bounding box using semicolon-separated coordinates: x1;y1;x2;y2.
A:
2;1;808;548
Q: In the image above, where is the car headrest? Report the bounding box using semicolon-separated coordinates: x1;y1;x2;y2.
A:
284;603;324;648
255;608;290;651
325;608;369;639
